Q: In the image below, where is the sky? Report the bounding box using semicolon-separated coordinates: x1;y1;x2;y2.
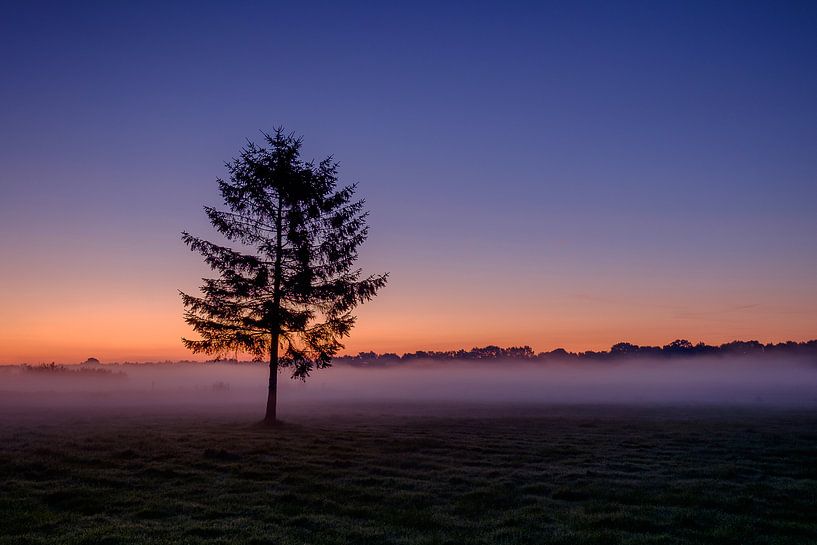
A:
1;1;816;363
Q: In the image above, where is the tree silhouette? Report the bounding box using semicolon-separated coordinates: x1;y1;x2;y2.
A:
180;129;388;424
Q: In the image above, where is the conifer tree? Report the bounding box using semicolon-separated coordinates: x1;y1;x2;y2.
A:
180;129;388;424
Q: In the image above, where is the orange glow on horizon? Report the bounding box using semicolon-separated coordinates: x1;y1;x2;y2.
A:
2;284;815;364
2;241;815;364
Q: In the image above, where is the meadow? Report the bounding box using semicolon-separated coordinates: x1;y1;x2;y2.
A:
1;403;816;545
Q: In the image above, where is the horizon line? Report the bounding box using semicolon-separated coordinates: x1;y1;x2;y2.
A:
5;337;816;366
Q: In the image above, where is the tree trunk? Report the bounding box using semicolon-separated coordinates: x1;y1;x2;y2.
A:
264;196;284;425
264;334;279;424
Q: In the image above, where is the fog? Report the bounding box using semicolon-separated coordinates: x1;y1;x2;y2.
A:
2;357;817;415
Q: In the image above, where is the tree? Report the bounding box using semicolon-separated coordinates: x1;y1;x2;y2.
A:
180;129;388;424
662;339;694;356
610;342;640;356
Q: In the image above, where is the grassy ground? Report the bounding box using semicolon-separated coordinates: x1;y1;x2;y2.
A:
1;404;816;544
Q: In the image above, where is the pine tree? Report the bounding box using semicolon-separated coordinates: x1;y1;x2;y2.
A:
180;129;388;424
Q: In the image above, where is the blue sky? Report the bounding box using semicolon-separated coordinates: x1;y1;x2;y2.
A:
1;1;816;361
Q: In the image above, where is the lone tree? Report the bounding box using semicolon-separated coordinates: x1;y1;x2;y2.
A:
180;129;388;424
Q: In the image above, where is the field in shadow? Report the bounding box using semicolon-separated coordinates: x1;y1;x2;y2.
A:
1;404;816;544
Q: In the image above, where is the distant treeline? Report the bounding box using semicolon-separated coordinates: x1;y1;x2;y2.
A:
17;363;127;377
335;339;817;366
9;339;816;368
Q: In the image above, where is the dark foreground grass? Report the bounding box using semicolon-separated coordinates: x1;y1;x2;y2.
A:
1;404;816;544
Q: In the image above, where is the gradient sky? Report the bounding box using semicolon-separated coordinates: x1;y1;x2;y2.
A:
1;1;816;363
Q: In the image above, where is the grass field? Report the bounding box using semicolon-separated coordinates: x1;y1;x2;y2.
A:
1;404;816;544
